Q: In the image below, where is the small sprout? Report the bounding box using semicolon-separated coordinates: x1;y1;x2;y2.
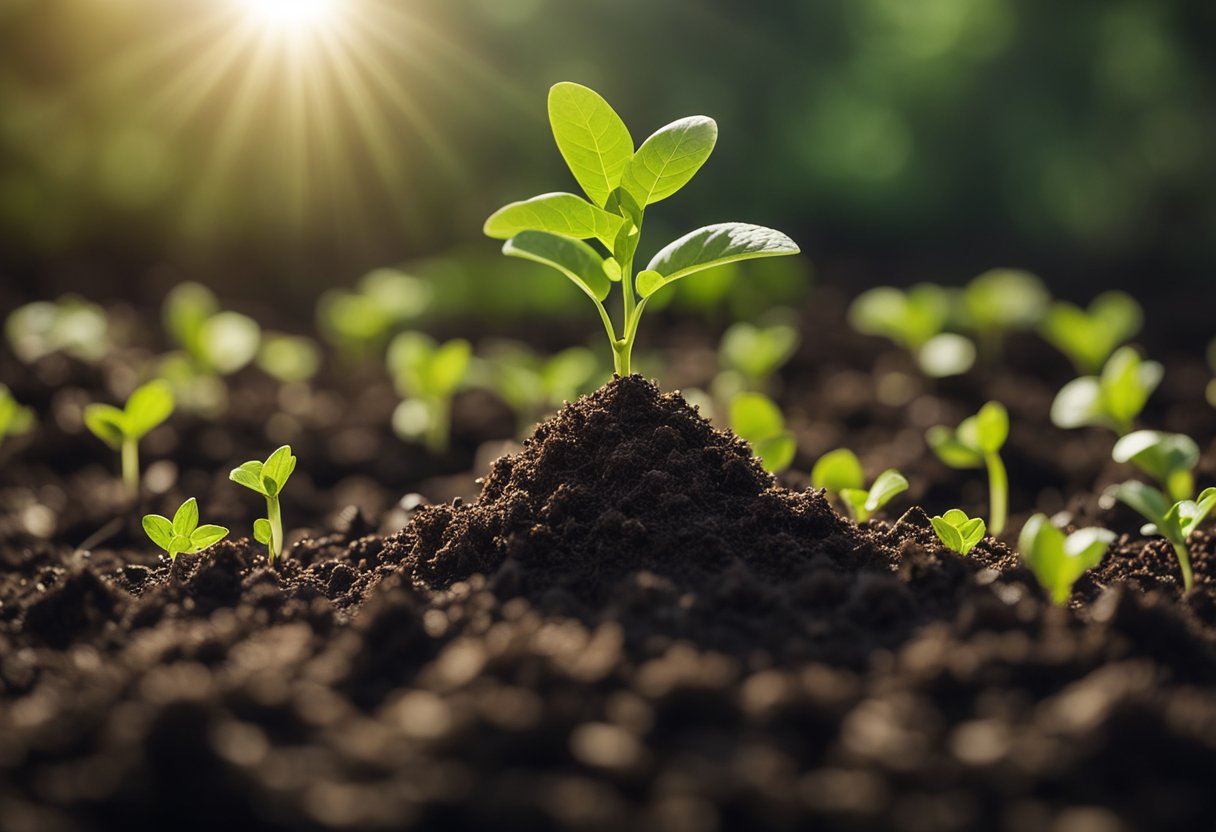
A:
163;282;261;375
729;392;795;475
6;295;109;364
317;268;432;362
0;384;35;452
848;284;975;377
1112;430;1198;503
485;82;799;377
388;333;472;453
810;448;865;495
142;498;229;562
1050;346;1162;435
959;269;1050;356
718;317;799;390
1041;291;1142;374
485;342;600;435
257;332;322;383
1018;514;1115;605
229;445;297;564
810;448;907;522
930;509;986;555
1109;482;1215;592
927;401;1009;535
84;381;175;498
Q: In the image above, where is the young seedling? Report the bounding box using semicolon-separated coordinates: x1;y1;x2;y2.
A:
0;384;35;452
317;268;433;363
163;282;261;376
485;82;799;377
257;332;322;383
848;284;975;378
810;448;908;522
229;445;297;563
142;498;229;563
926;401;1009;535
718;317;800;392
1040;291;1142;375
485;342;599;435
388;332;472;453
930;509;986;556
1109;482;1215;592
729;392;795;475
1050;346;1162;436
6;295;109;364
959;269;1050;357
1018;513;1116;605
1112;430;1199;503
84;381;175;498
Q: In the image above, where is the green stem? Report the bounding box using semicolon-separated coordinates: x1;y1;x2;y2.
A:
1171;540;1194;593
122;438;139;499
266;496;283;563
985;451;1007;536
425;397;450;454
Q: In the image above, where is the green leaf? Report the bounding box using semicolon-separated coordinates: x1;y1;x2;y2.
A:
200;311;261;375
253;518;272;545
848;284;952;351
1101;346;1162;430
503;231;611;303
262;445;296;490
959;518;987;551
1020;513;1113;605
931;516;964;553
926;426;983;469
865;470;908;513
1050;377;1103;430
1113;430;1198;501
123;381;175;439
963;269;1049;331
1042;291;1142;374
620;115;717;207
189;524;229;551
172;498;199;537
720;322;799;382
428;339;473;398
257;333;322;383
1110;480;1172;533
916;333;976;378
839;488;869;522
811;448;864;494
729;392;785;441
229;460;267;494
167;535;189;562
755;432;796;475
141;514;174;552
84;404;127;449
163;282;219;357
638;223;800;298
484;192;625;248
547;82;633;208
969;401;1008;454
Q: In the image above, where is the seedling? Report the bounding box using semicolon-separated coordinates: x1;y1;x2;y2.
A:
729;392;795;474
718;317;799;391
317;268;432;362
229;445;297;563
388;332;472;453
142;498;228;562
1018;514;1115;605
1109;482;1215;592
485;82;799;377
84;381;175;498
810;448;907;522
485;342;599;435
0;385;35;452
1050;346;1162;435
848;284;975;377
959;269;1049;357
163;282;261;375
1112;430;1199;503
926;401;1009;535
6;295;109;364
930;509;986;556
257;333;322;383
1041;291;1142;374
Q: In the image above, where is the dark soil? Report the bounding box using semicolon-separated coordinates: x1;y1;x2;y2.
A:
3;376;1215;832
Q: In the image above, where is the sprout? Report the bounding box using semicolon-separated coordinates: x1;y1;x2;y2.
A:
6;295;109;364
930;508;986;555
257;332;322;383
388;333;472;453
142;498;229;562
959;269;1049;356
810;448;907;522
729;392;795;475
927;401;1010;535
83;381;175;498
229;445;297;564
1050;346;1162;435
485;82;800;377
1109;482;1215;592
317;268;432;362
848;284;976;378
718;318;799;390
0;384;35;452
841;470;908;524
1041;291;1142;374
163;282;261;375
1112;430;1198;503
1018;514;1115;605
485;342;600;435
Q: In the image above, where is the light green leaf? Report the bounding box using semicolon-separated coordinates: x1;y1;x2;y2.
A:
1101;347;1162;430
200;311;261;375
931;516;964;553
849;284;952;351
839;488;869;522
755;432;796;475
811;448;864;494
167;535;189;562
548;82;633;208
262;445;296;490
621;115;717;206
229;460;267;494
1050;376;1104;430
865;470;908;513
729;392;785;441
503;231;611;303
163;282;219;356
639;223;800;298
926;426;983;469
963;269;1049;331
1110;480;1172;532
484;192;625;248
429;339;473;397
84;404;126;449
142;514;174;552
253;518;272;545
189;524;229;551
1113;430;1198;501
172;498;199;537
959;518;987;551
971;401;1008;453
123;381;175;439
257;333;321;383
916;333;976;378
720;321;799;382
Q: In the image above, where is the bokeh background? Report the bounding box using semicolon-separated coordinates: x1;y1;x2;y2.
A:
1;0;1213;337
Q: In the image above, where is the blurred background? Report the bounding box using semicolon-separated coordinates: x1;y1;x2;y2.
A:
1;0;1213;332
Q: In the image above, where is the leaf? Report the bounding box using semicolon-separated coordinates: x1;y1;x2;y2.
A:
484;192;625;248
755;432;796;475
849;284;951;351
1110;480;1172;531
1050;376;1104;430
959;517;987;551
926;426;983;469
1113;430;1198;495
123;381;175;439
971;401;1009;454
262;445;296;490
1063;527;1116;563
548;82;633;208
931;516;964;553
428;339;473;398
84;404;127;449
167;535;190;562
916;333;976;378
189;524;229;551
963;269;1048;330
229;460;267;494
839;489;869;522
720;322;799;381
200;311;261;375
253;518;272;545
729;392;785;442
620;115;717;206
1101;346;1162;428
811;448;864;494
172;498;199;537
865;470;908;513
503;231;611;303
639;223;800;298
141;514;174;552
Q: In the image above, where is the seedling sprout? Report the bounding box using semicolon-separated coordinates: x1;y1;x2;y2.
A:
1041;291;1142;375
485;82;800;377
1109;482;1215;592
718;318;799;392
484;342;599;435
811;448;907;522
164;282;261;376
927;401;1010;535
6;295;109;364
229;445;297;563
1018;514;1115;605
388;333;472;453
1050;346;1162;436
930;509;986;556
0;385;35;452
1112;430;1199;503
959;269;1049;357
84;380;175;498
729;392;795;474
257;333;322;383
848;284;975;378
142;498;229;562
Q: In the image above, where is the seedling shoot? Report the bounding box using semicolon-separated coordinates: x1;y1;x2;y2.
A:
229;445;297;563
83;381;175;498
927;401;1010;536
142;498;229;562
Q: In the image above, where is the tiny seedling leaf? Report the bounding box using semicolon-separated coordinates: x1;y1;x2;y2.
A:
229;460;267;494
1112;430;1198;502
253;518;272;545
548;82;633;208
926;426;984;469
262;445;296;490
620;115;717;207
84;404;126;450
1041;291;1142;374
142;514;174;551
866;470;909;513
190;524;229;551
931;508;986;555
1019;513;1114;604
172;497;199;537
639;223;800;298
848;284;952;352
811;448;864;495
123;381;175;439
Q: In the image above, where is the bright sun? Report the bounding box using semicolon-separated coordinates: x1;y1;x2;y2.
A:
242;0;337;31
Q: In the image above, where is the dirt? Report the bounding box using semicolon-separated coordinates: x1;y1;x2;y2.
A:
3;376;1216;832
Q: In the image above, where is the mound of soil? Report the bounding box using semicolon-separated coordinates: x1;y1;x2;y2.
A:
3;377;1216;831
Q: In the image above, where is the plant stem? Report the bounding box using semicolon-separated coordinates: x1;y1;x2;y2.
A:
122;438;139;499
1171;540;1194;593
265;496;283;563
985;451;1007;536
425;397;450;454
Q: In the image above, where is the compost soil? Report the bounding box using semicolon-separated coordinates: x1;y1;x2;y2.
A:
3;376;1216;832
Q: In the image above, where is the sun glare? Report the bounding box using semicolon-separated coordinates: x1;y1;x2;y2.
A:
242;0;337;31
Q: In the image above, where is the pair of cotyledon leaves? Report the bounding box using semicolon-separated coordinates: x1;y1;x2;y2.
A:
484;82;799;304
83;381;175;449
142;498;228;562
229;445;297;544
